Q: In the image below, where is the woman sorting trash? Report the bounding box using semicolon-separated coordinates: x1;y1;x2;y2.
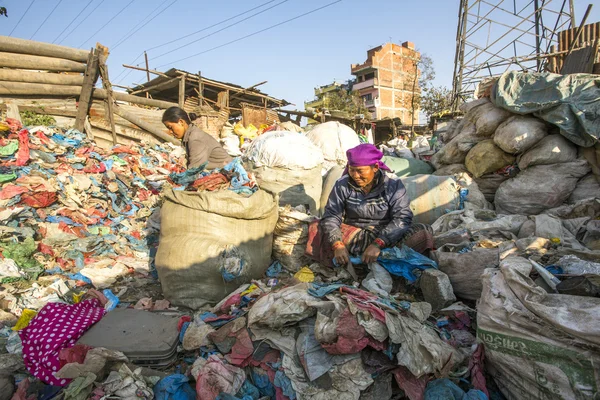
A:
162;106;232;169
307;143;434;273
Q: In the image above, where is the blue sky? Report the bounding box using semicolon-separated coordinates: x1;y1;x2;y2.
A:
1;0;598;109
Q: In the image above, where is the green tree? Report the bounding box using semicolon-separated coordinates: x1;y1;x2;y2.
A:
408;53;435;135
0;7;7;17
323;88;370;118
421;85;453;119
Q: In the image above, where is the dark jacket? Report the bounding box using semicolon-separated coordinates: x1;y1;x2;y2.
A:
320;171;413;247
183;125;232;170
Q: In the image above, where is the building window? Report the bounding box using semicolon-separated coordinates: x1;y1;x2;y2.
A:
362;93;373;101
365;72;375;80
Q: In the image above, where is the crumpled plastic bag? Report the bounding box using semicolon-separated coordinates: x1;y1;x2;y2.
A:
361;263;393;297
56;347;128;380
196;355;245;400
248;283;320;330
385;310;464;377
154;374;196;400
99;364;156;400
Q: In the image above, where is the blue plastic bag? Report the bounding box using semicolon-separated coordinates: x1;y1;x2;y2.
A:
425;378;488;400
154;374;196;400
102;289;119;311
376;245;437;282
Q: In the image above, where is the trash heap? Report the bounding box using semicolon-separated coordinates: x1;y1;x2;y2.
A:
425;70;600;399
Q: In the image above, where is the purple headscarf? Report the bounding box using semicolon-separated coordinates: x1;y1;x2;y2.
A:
346;144;391;172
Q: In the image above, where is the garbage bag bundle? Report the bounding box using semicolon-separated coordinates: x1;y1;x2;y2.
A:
401;175;461;225
246;131;324;214
467;100;512;137
432;164;468;176
433;248;499;300
156;189;278;309
465;140;515;178
517;133;577;170
569;174;600;204
478;257;600;399
430;123;483;167
382;155;433;178
452;172;491;210
493;115;548;154
494;159;591;215
306;121;360;172
318;165;345;217
474;173;510;203
272;205;314;272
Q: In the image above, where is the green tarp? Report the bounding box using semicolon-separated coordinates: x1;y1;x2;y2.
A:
492;71;600;147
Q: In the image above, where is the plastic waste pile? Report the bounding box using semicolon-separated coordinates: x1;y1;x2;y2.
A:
426;70;600;398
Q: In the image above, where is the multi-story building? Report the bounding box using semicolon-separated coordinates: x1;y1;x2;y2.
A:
304;81;350;112
351;42;420;122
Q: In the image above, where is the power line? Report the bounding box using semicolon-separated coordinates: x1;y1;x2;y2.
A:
115;0;282;86
78;0;136;48
111;0;169;49
8;0;37;36
146;0;279;52
52;0;94;44
58;0;106;45
151;0;289;61
112;0;178;50
157;0;342;68
30;0;65;40
113;51;145;84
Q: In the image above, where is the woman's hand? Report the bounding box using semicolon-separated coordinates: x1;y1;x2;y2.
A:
362;244;381;264
334;246;350;266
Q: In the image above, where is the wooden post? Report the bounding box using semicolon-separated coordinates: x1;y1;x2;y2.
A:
178;74;186;108
74;48;100;132
198;71;203;107
144;51;150;99
97;45;117;145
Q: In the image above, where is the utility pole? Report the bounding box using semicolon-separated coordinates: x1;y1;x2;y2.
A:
144;51;150;98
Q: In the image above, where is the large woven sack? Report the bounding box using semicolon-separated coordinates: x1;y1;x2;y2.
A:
251;165;322;215
453;172;491;209
433;248;499;300
517;134;577;169
306;121;360;171
430;123;483;167
465;140;515;178
318;165;345;217
382;155;433;177
569;174;600;204
272;206;313;272
494;160;591;215
433;164;468;176
468;102;512;137
156;189;278;309
478;257;600;399
245;131;323;169
401;175;460;225
493;115;548;154
474;173;510;202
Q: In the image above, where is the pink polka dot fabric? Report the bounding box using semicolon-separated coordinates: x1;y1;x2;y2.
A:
19;299;105;386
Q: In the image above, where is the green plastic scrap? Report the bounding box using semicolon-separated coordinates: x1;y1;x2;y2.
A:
0;237;44;283
0;171;16;183
109;155;128;166
63;373;97;400
0;140;18;157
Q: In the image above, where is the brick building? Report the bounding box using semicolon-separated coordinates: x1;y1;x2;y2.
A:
351;42;420;122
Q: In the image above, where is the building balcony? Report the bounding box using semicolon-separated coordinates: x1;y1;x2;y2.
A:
364;99;375;107
351;61;375;74
353;78;377;91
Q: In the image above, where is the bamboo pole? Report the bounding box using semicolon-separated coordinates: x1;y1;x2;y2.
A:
98;46;117;145
0;36;90;63
0;52;86;72
0;69;84;86
114;106;179;145
130;76;179;95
